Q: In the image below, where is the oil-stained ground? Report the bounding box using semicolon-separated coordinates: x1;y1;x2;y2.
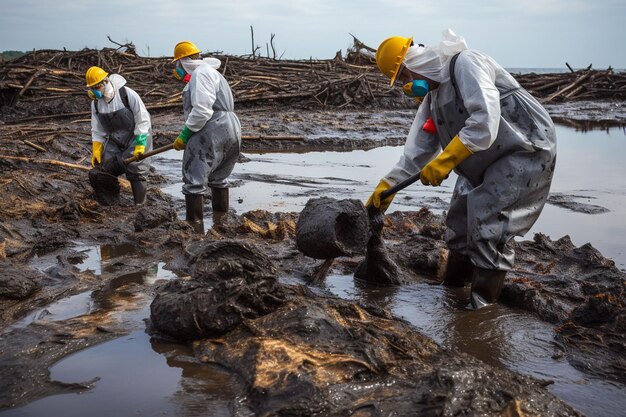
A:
0;105;624;415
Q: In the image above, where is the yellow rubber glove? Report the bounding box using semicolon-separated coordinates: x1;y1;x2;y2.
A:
421;135;473;186
366;179;396;213
91;141;104;167
133;145;145;157
173;137;186;151
132;134;148;157
173;126;193;151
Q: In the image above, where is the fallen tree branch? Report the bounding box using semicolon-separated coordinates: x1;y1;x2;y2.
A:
0;154;91;171
22;140;46;152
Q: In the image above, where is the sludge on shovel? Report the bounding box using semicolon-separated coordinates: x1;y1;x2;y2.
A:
295;170;422;284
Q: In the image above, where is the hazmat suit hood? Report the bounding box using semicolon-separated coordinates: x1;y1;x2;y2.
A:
180;57;222;75
403;29;468;83
103;73;126;102
107;73;127;90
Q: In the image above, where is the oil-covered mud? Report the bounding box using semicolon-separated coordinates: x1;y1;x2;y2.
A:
354;206;405;285
1;106;625;415
150;240;285;341
547;193;610;214
348;210;626;384
149;237;581;417
544;100;626;129
296;197;371;259
508;234;626;383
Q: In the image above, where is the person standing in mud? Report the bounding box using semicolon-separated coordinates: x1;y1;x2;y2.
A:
367;29;557;309
87;66;153;205
170;41;242;233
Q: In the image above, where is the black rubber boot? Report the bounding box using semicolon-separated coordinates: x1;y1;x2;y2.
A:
470;267;506;309
211;187;229;212
130;180;147;205
442;251;474;287
185;194;205;234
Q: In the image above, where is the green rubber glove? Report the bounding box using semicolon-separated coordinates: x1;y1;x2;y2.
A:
173;126;193;151
421;135;473;186
133;134;148;157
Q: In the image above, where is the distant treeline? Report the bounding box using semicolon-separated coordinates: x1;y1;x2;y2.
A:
0;51;26;62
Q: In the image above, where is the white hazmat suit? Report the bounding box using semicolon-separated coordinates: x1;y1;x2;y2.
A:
372;29;556;308
90;74;153;203
384;31;556;282
179;58;241;196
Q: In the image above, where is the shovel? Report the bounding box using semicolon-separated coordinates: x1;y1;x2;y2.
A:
379;169;423;202
89;143;175;206
354;170;423;285
297;170;422;284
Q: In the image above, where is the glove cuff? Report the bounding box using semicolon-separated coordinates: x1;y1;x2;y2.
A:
178;126;193;144
448;135;473;157
380;178;395;188
133;134;148;147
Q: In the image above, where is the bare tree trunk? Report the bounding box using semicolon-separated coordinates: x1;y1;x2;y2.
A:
250;26;255;58
270;33;277;60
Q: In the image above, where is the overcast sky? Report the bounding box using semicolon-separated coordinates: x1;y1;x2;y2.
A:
1;0;624;69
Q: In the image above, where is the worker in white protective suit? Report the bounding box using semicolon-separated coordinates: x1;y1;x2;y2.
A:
86;66;153;205
367;30;557;309
171;41;242;233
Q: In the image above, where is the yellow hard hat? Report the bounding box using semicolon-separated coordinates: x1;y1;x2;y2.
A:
172;41;201;62
376;36;413;87
85;66;108;87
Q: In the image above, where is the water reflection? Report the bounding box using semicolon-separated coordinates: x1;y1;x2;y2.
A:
71;242;144;275
150;341;235;417
353;278;401;309
153;126;626;269
324;275;626;417
2;328;233;417
7;291;94;330
15;241;177;330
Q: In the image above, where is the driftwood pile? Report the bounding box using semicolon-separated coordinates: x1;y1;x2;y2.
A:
0;40;410;123
0;39;624;123
514;65;626;103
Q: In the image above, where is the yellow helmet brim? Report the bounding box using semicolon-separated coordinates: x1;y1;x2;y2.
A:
388;36;413;87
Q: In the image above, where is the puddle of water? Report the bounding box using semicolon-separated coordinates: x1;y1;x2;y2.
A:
90;264;179;314
70;242;144;276
8;262;177;332
16;242;178;331
153;126;626;269
9;124;623;416
7;291;94;330
324;273;626;417
1;262;226;417
2;321;233;417
150;262;179;283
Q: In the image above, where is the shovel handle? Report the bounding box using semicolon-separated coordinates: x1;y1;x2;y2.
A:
123;143;175;165
380;170;422;199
